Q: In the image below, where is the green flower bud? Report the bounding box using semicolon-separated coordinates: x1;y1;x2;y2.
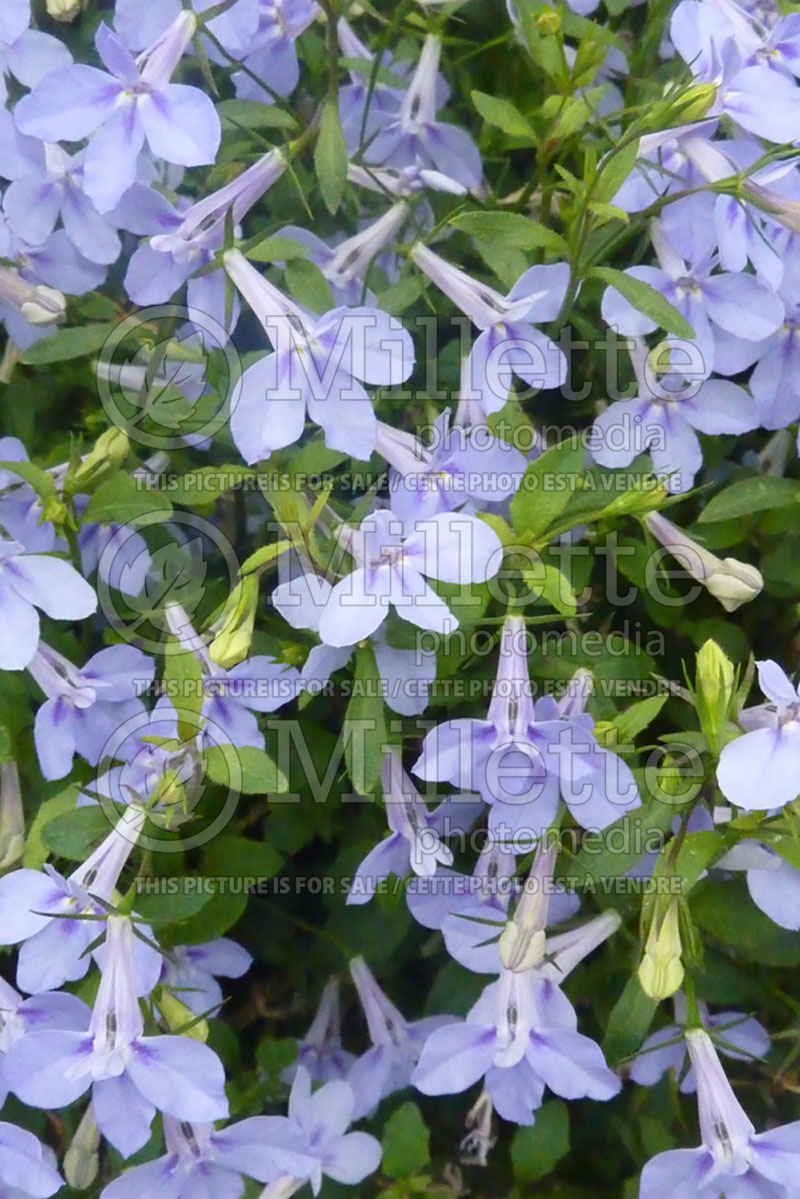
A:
639;900;684;1000
209;575;259;668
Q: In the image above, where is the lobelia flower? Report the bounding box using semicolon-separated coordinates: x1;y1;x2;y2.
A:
591;338;759;493
117;147;288;329
0;1121;64;1199
413;616;640;848
412;966;620;1125
271;565;437;717
15;15;221;213
376;410;527;522
600;220;784;378
113;0;261;55
283;979;356;1083
0;537;97;671
670;0;800;142
630;993;770;1093
435;845;581;975
0;0;72;104
717;660;800;809
346;747;483;905
0;975;90;1105
261;1066;382;1197
0;263;65;344
0;802;156;994
336;18;409;153
639;1026;800;1197
4;915;229;1158
224;248;415;463
2;141;122;266
273;202;410;307
716;836;800;930
164;601;300;749
315;508;502;647
346;956;452;1119
747;243;800;429
160;937;253;1017
365;35;483;191
99;1113;317;1199
231;0;320;102
643;509;764;611
347;160;468;197
27;641;154;781
411;242;569;414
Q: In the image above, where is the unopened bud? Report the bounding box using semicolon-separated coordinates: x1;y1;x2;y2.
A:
695;639;735;755
157;989;209;1042
671;82;717;123
645;511;763;613
209;575;259;668
0;760;24;871
536;6;561;34
639;900;684;1000
47;0;83;19
71;428;130;491
19;285;66;325
64;1105;100;1190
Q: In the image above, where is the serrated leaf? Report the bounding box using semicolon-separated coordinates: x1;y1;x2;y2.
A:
449;210;568;255
344;647;387;795
240;538;291;576
381;1102;431;1179
245;236;312;264
697;476;800;523
19;323;116;366
471;89;536;138
204;744;288;795
315;99;348;214
510;437;586;540
592;266;695;339
82;473;173;525
284;258;335;315
511;1102;570;1182
217;99;297;130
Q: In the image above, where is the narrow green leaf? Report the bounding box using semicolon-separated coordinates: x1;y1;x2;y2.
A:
19;323;116;366
510;437;586;540
592;266;695;339
697;476;800;523
315;99;348;214
471;89;536;138
450;210;568;255
82;473;173;525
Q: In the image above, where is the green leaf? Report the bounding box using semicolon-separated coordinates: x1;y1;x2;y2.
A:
41;805;111;861
449;210;568;255
570;797;676;884
377;275;427;317
315;99;348;214
594;139;641;204
284;258;335;315
217;99;297;130
471;89;536;138
202;834;283;880
167;465;256;506
344;646;387;795
24;786;81;868
693;880;800;966
135;887;212;925
510;437;586;540
239;538;291;577
591;266;695;339
511;1102;570;1182
613;696;667;744
203;744;288;794
381;1102;431;1179
19;323;116;366
163;642;205;741
245;236;312;264
602;975;658;1064
82;473;173;524
0;459;56;501
697;476;800;523
527;562;578;616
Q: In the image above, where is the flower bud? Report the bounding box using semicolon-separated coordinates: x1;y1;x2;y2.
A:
644;511;763;613
695;639;735;755
71;428;130;491
157;989;209;1042
536;6;561;34
47;0;83;20
638;900;684;1000
209;575;259;668
670;82;718;123
64;1105;100;1190
0;760;24;871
